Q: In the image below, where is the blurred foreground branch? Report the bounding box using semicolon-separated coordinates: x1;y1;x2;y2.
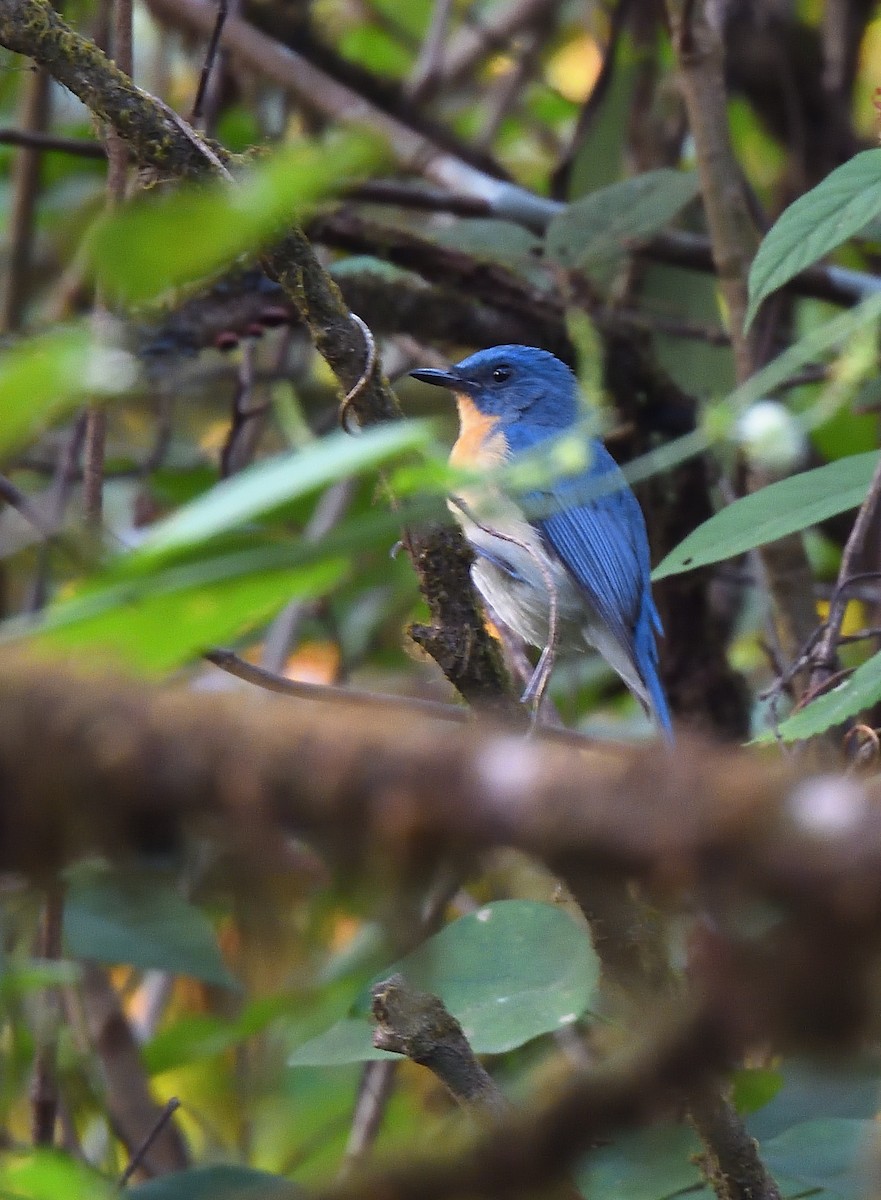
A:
2;656;880;967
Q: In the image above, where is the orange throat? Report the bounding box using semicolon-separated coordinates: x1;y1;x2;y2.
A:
449;394;508;469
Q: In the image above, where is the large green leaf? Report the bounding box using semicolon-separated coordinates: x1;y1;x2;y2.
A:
746;149;881;326
653;451;880;579
760;648;881;743
30;556;346;674
761;1118;873;1200
0;1151;115;1200
575;1125;706;1200
93;132;387;302
129;1166;300;1200
545;170;699;269
63;865;237;987
0;326;136;457
133;420;432;564
289;900;599;1066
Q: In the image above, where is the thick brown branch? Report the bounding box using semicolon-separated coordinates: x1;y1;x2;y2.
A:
371;975;507;1118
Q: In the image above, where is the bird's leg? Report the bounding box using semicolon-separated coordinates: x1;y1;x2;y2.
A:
522;560;559;727
522;643;554;707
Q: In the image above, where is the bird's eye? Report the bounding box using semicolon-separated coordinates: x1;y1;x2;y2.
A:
492;366;512;382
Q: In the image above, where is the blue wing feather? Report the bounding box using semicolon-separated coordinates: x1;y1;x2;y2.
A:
530;442;672;736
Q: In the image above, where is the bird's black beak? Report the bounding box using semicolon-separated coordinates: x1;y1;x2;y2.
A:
409;367;463;391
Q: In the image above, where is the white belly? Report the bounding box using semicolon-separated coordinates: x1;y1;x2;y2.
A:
448;490;583;647
449;490;651;709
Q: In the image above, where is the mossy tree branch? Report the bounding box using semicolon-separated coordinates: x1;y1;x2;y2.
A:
0;0;513;710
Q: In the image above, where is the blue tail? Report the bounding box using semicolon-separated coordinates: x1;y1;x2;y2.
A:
635;600;673;742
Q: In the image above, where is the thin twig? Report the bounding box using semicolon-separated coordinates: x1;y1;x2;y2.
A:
189;0;228;125
85;0;133;530
30;885;64;1146
118;1098;182;1186
1;66;50;332
0;473;56;539
809;456;881;694
204;648;471;722
219;338;265;477
405;0;454;101
260;479;354;674
0;126;105;156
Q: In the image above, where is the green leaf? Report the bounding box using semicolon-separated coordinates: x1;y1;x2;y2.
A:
0;1151;116;1200
747;149;881;327
653;451;880;579
133;421;432;564
0;326;136;457
761;1118;873;1200
566;31;640;199
93;132;388;303
0;958;82;997
144;995;296;1074
129;1166;300;1200
545;170;700;269
31;557;346;674
575;1125;706;1200
732;1067;784;1116
428;218;542;270
63;865;237;987
290;900;600;1066
289;1014;395;1066
761;647;881;743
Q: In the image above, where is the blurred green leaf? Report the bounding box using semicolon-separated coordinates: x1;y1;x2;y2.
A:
288;1014;394;1066
133;421;433;564
0;957;82;996
653;451;880;579
747;149;881;326
144;995;297;1075
575;1125;705;1200
0;1151;115;1200
429;218;542;272
93;132;388;302
761;1118;873;1199
64;865;237;986
732;1067;784;1116
545;170;700;269
290;900;599;1066
32;556;346;673
0;326;136;457
759;648;881;743
129;1165;300;1199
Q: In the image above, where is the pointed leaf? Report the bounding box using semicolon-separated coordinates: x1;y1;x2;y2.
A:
545;170;700;269
747;150;881;326
759;648;881;743
32;557;346;674
653;451;880;579
290;900;599;1066
133;421;432;563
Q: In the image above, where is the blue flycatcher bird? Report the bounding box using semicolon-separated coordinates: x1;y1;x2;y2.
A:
410;344;672;738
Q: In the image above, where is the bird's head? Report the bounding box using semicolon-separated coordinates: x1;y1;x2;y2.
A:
411;345;578;430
